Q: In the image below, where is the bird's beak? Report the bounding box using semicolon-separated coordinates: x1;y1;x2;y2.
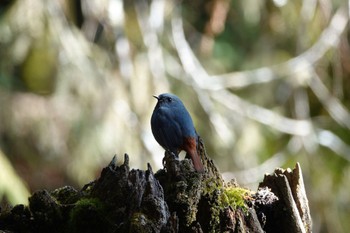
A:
153;95;159;100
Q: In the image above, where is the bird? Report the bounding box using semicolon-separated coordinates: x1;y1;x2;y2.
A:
151;93;204;172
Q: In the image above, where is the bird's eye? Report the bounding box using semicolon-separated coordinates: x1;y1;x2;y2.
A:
167;97;172;102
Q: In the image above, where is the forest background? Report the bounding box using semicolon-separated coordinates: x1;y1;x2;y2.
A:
0;1;349;232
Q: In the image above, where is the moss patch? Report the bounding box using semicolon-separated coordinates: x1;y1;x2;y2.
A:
130;212;156;233
199;179;252;232
69;198;109;233
221;186;251;213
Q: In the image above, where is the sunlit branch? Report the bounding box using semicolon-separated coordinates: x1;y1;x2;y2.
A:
317;130;350;162
171;12;315;137
212;90;313;136
135;0;166;84
172;6;348;90
309;71;350;129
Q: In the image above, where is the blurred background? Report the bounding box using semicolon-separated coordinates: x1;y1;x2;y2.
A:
0;0;349;232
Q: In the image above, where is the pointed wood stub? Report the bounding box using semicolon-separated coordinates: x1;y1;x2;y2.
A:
259;162;312;233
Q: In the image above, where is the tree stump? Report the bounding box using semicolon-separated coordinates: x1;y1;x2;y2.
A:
0;139;312;233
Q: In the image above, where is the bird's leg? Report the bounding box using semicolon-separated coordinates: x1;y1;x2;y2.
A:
162;150;178;166
171;151;179;160
162;151;181;175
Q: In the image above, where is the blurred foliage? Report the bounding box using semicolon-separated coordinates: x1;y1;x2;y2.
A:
0;0;349;232
0;149;30;204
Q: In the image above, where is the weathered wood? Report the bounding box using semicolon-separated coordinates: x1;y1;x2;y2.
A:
258;163;312;233
0;140;312;233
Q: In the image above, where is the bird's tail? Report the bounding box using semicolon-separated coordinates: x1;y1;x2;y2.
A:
183;137;205;172
189;150;204;173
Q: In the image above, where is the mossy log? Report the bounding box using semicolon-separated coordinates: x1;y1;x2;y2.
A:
0;139;312;233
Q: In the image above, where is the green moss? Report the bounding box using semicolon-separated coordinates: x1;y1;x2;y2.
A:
201;179;252;232
50;186;80;205
203;177;224;195
201;178;224;232
73;197;104;210
69;198;108;233
221;187;251;213
129;212;155;233
164;165;204;227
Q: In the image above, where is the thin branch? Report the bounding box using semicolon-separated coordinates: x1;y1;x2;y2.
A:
317;130;350;162
172;6;349;90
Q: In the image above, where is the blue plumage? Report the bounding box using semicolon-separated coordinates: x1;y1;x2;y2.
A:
151;93;204;172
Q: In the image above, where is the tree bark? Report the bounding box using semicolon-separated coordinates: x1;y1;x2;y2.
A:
0;139;312;233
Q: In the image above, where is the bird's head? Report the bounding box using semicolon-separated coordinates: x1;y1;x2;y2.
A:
153;93;183;108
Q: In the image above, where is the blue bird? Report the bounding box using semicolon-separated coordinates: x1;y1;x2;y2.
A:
151;93;204;172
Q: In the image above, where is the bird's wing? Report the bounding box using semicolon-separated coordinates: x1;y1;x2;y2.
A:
151;109;183;153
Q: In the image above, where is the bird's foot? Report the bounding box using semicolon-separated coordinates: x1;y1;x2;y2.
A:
162;151;179;165
162;151;181;175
